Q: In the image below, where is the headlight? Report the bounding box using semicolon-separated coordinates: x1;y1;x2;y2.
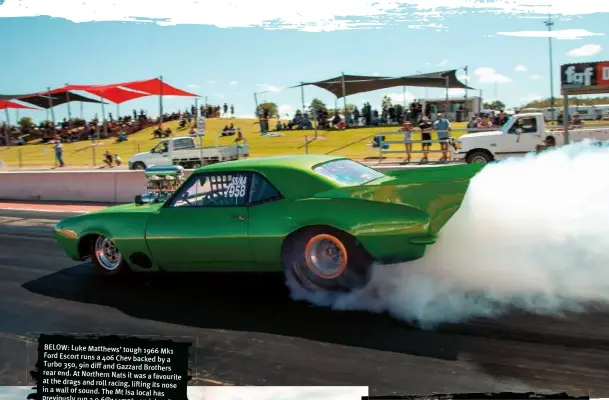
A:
455;140;462;150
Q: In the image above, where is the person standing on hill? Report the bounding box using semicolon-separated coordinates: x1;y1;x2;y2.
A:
53;135;65;167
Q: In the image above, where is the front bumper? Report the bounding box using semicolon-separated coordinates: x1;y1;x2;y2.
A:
453;151;467;161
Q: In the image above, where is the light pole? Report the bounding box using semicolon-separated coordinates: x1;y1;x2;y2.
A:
544;14;556;122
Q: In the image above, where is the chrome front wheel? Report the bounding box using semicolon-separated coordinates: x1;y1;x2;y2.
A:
94;236;122;271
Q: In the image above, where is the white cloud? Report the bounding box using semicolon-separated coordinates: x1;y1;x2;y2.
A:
187;84;200;88
373;72;380;76
3;1;609;31
496;29;605;40
385;91;416;104
256;83;282;93
515;65;527;72
567;43;602;56
408;23;448;31
457;73;469;82
530;74;541;80
229;81;238;85
207;80;216;84
437;59;448;66
278;104;294;117
474;67;511;84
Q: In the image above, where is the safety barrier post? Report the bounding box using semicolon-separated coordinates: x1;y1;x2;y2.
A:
18;147;22;168
304;136;309;154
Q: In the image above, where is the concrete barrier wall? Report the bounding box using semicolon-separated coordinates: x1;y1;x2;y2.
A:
0;166;409;203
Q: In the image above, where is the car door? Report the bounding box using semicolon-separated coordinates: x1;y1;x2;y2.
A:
497;116;542;157
145;171;254;271
148;140;171;166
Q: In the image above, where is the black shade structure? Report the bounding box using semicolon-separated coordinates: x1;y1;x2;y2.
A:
293;70;475;99
0;92;105;108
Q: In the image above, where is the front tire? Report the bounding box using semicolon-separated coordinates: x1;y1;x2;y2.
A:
132;162;146;170
466;150;492;164
282;227;371;293
90;235;131;277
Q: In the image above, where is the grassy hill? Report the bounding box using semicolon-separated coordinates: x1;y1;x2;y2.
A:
1;117;471;168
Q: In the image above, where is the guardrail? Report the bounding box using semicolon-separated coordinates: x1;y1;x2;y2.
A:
372;127;506;161
0;165;421;204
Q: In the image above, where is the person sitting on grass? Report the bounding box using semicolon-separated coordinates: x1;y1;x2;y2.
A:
103;150;113;167
535;135;556;153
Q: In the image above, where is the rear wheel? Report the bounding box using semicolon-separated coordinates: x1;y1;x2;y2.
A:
132;162;146;170
282;227;371;293
90;235;131;277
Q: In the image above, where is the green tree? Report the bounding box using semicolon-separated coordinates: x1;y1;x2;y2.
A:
382;95;392;110
256;102;279;118
489;100;506;111
522;96;609;109
309;98;327;116
18;117;34;130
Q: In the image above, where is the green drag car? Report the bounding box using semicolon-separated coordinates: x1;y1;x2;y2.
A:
54;155;484;292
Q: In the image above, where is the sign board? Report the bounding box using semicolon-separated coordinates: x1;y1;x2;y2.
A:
561;61;609;94
196;116;206;136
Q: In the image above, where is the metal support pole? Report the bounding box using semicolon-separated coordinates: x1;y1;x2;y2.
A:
563;93;569;145
300;82;306;115
100;90;108;139
159;75;164;126
464;65;469;118
341;73;347;122
4;108;11;147
65;83;72;120
195;97;204;163
545;14;556;122
47;87;56;126
445;76;450;117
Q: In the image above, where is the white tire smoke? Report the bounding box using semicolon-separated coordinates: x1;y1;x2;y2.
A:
288;141;609;328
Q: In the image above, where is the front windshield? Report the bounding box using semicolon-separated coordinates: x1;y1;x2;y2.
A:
313;159;385;187
151;141;168;153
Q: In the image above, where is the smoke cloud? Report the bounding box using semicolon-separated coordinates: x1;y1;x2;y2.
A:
288;141;609;328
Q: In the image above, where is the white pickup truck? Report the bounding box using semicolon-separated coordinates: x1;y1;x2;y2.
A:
128;136;249;170
454;113;609;164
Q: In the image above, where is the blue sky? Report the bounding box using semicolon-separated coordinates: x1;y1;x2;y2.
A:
0;3;607;123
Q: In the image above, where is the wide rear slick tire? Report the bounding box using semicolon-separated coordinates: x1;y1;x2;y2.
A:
282;227;371;293
89;235;132;277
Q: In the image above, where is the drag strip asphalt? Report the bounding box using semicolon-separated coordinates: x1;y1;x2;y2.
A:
0;209;608;396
